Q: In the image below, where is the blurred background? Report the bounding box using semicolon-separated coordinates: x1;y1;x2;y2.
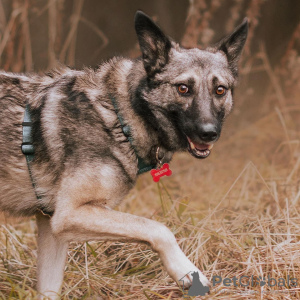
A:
0;0;299;125
0;0;300;298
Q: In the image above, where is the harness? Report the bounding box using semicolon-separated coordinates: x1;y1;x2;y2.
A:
21;98;157;216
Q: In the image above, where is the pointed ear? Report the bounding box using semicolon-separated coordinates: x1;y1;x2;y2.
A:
135;11;171;77
217;18;249;75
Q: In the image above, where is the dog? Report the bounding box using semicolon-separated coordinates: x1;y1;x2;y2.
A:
0;11;248;298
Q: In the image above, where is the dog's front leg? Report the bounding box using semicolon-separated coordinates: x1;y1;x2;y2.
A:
51;203;210;290
36;212;69;299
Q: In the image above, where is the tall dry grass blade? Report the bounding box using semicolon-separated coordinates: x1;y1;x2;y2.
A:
3;3;18;72
0;7;21;62
67;26;77;66
234;163;253;209
249;161;276;201
259;43;286;108
80;16;108;51
280;21;300;67
84;242;89;284
1;224;31;253
274;106;292;155
286;156;300;183
14;25;24;72
0;0;7;33
292;188;300;206
210;161;253;213
59;0;84;65
181;0;206;48
21;0;33;71
244;0;263;57
48;0;57;68
225;0;243;34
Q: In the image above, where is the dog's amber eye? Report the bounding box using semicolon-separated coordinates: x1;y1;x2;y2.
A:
216;86;226;96
177;84;189;95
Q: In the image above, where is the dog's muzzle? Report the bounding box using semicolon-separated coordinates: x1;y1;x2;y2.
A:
186;123;218;159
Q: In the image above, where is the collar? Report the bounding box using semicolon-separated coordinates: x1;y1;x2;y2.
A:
109;95;157;174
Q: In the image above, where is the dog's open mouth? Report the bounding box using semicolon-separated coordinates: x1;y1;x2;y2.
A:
187;136;214;159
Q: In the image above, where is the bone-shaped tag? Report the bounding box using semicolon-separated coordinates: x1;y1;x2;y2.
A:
150;163;172;182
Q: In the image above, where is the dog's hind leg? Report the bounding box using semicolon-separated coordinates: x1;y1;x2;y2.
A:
36;212;69;299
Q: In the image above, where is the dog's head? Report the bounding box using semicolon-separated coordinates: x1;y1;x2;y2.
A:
134;11;248;159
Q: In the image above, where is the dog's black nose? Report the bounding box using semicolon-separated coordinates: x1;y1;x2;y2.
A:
198;123;218;142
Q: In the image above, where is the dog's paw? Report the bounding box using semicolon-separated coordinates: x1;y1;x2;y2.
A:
179;271;193;289
178;267;210;289
156;232;210;292
161;246;210;290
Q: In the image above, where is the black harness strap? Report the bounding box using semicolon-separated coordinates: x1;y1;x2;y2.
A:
21;104;53;216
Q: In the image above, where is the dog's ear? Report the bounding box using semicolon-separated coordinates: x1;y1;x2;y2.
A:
135;11;171;77
216;18;249;75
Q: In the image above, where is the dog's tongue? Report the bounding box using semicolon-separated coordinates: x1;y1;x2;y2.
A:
187;137;213;151
192;141;210;150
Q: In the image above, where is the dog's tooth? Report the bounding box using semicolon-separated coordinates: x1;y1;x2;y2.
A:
190;141;195;150
208;144;214;150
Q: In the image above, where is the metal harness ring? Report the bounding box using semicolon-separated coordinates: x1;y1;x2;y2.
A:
156;147;164;168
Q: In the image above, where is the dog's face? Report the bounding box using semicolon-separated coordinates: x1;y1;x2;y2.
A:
135;11;248;159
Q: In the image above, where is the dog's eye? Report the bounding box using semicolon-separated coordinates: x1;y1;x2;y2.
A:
216;86;227;96
177;84;189;95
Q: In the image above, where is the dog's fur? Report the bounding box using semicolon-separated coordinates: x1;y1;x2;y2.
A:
0;11;248;298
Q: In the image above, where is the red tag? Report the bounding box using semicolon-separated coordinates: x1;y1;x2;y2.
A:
150;163;172;182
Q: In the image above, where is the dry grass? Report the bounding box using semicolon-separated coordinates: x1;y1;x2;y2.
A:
0;0;300;299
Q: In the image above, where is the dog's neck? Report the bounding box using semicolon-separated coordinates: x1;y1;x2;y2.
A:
101;57;176;169
109;93;157;174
